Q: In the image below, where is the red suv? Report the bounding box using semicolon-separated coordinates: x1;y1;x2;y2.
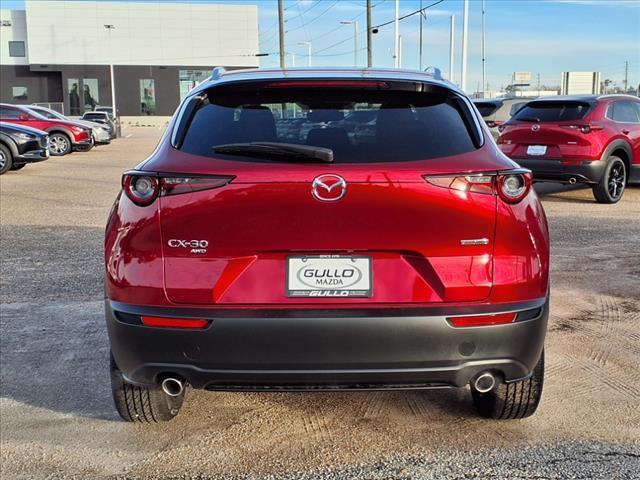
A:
105;68;549;423
0;104;93;156
497;95;640;203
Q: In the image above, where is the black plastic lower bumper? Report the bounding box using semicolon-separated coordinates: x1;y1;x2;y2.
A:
106;298;548;391
15;148;49;164
513;158;606;184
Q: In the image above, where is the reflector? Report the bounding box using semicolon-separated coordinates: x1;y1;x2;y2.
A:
141;316;209;329
448;312;516;327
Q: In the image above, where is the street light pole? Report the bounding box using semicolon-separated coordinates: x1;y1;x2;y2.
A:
461;0;469;92
340;21;358;67
104;24;118;136
449;15;455;83
393;0;399;68
298;42;312;67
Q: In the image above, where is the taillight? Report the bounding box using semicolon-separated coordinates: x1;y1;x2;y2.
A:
122;174;159;206
448;312;516;328
424;170;532;204
265;80;389;89
122;172;234;206
496;172;532;203
561;123;604;134
141;315;209;329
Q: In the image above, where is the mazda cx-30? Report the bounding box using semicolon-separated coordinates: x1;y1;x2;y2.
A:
105;68;550;422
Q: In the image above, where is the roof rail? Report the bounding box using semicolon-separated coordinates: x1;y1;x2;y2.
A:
210;67;226;81
424;66;443;80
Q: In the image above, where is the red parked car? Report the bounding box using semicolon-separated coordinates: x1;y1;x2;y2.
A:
497;95;640;203
0;103;93;156
105;68;550;423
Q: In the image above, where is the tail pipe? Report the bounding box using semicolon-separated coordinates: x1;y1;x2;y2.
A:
473;372;496;393
161;377;185;397
568;177;577;185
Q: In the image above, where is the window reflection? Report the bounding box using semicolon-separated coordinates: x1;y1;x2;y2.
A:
140;79;156;115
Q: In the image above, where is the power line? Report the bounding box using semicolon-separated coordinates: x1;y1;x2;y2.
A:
372;0;445;30
306;0;385;44
285;0;340;33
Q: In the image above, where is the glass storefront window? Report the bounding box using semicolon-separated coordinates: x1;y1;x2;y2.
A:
12;86;28;100
83;78;99;112
140;79;156;115
179;70;210;101
68;78;81;115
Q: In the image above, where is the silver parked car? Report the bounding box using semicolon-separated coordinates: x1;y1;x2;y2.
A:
473;97;535;139
28;105;111;145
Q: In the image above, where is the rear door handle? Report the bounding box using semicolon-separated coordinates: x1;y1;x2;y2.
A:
622;129;630;134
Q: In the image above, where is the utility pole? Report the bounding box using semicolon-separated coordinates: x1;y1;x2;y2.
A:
481;0;485;97
461;0;469;92
624;60;629;92
278;0;285;69
449;15;455;83
398;34;403;68
394;0;399;68
366;0;372;67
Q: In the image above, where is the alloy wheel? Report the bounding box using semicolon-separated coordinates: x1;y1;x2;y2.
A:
50;135;69;155
0;149;5;169
607;160;626;200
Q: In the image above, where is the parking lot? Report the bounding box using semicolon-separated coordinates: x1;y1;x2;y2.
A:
1;129;639;479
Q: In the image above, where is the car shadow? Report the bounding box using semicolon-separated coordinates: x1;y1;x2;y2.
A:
534;182;640;204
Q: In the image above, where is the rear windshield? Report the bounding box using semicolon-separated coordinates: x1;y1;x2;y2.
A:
474;101;501;117
176;83;480;163
83;113;105;120
513;101;591;122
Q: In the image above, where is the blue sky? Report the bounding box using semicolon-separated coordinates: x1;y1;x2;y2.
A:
3;0;639;91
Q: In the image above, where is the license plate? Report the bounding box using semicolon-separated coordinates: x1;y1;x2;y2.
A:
526;145;547;156
287;255;372;297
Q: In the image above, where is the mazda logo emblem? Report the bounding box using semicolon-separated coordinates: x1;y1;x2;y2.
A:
312;174;346;202
531;124;540;132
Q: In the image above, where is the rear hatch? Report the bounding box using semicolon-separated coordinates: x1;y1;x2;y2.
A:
158;79;498;306
498;99;596;161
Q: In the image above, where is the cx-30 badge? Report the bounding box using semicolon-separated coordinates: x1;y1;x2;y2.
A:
312;174;347;202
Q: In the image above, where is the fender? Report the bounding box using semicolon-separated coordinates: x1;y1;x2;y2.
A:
600;138;633;166
45;126;75;142
0;134;20;158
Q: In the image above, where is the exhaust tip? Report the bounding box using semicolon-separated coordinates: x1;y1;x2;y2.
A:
474;372;496;393
568;177;577;185
161;377;184;397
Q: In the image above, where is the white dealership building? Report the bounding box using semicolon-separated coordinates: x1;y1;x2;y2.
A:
0;0;259;116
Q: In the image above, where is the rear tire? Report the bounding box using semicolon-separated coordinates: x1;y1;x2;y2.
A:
11;163;26;170
471;350;544;419
49;132;72;156
0;144;13;175
110;353;184;422
592;156;626;204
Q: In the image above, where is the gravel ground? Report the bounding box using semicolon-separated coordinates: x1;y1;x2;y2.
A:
1;128;639;479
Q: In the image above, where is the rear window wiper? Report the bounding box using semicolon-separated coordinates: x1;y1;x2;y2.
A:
213;142;334;163
517;116;541;122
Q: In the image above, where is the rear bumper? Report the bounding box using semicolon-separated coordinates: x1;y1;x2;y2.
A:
106;298;548;391
513;158;605;184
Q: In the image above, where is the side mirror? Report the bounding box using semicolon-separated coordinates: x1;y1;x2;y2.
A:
18;113;31;121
